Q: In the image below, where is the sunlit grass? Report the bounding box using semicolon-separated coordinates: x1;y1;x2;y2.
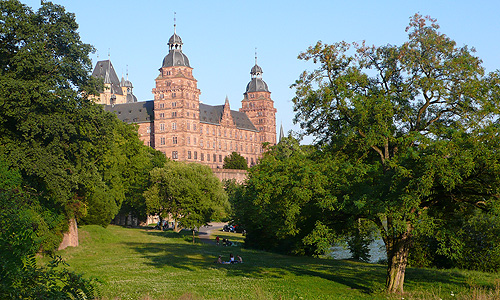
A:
55;225;500;300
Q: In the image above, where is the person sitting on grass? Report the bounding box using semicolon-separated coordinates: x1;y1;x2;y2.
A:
229;253;235;264
237;255;243;263
215;255;222;264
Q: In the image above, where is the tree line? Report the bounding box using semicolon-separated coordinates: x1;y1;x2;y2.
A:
2;0;500;296
0;1;228;298
229;14;500;294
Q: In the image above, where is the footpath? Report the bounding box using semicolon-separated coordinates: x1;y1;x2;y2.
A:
197;222;226;245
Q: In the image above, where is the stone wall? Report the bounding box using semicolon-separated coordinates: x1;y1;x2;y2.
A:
58;219;78;250
212;168;248;183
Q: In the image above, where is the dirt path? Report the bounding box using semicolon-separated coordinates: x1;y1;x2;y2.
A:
198;222;226;245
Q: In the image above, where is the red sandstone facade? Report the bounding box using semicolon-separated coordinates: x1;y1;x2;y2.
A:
99;26;276;168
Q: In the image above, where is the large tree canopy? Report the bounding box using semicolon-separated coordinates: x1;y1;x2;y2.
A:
291;14;500;293
0;0;159;240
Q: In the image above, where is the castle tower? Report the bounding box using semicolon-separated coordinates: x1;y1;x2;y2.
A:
152;23;201;159
240;56;277;147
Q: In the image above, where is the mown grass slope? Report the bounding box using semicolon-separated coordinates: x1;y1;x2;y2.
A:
56;225;500;300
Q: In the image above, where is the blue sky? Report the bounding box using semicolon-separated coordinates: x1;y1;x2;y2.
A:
24;0;500;143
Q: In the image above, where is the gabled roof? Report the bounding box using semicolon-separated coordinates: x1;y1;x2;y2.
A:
104;100;154;123
92;60;123;95
199;103;257;131
105;101;257;132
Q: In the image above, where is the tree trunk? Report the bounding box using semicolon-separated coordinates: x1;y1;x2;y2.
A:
192;229;195;244
385;228;412;294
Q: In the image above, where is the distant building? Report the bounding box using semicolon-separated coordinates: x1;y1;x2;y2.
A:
91;60;138;105
91;26;276;168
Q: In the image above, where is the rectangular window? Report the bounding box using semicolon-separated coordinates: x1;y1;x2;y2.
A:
194;151;197;160
172;102;177;107
160;94;164;99
160;123;165;131
172;122;177;130
207;153;210;161
159;113;165;118
172;92;176;98
171;112;177;118
193;124;197;131
187;137;190;145
160;137;165;145
187;123;190;130
146;126;151;133
219;155;222;162
172;151;178;159
159;103;164;108
194;137;197;145
213;154;216;162
188;151;192;159
173;137;177;144
201;153;204;161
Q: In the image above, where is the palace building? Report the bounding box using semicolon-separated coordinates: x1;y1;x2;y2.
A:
91;26;277;169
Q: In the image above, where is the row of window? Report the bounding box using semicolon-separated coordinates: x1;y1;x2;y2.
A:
159;137;260;153
171;151;256;165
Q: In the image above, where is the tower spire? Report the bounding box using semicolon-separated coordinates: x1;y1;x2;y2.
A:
174;12;176;34
255;47;257;65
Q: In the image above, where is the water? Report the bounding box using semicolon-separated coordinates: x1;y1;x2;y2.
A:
327;238;386;263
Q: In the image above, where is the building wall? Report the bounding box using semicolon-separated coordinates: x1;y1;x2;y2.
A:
150;63;271;169
212;169;248;183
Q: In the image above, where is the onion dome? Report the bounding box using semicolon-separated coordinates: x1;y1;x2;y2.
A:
168;32;183;46
246;60;269;93
120;77;133;88
251;64;263;77
162;25;190;68
245;77;269;93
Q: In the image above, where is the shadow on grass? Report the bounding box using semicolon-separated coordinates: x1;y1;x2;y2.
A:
125;229;470;295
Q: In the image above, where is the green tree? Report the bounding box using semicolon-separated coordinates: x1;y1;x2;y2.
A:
291;14;500;293
237;137;335;255
223;151;248;170
0;0;146;241
144;161;229;242
0;157;99;299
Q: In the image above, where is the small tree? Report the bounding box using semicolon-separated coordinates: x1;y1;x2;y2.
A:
223;152;248;170
144;161;229;243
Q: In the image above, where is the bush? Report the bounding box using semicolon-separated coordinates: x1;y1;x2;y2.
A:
0;188;100;299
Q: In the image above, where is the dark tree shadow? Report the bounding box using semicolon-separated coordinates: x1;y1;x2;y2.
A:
123;229;473;295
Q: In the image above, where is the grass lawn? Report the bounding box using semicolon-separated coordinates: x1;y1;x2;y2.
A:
56;225;500;300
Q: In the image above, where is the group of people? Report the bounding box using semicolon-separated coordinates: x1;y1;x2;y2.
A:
215;235;234;246
216;253;243;264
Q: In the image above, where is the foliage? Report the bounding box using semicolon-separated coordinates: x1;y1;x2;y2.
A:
118;143;167;223
235;137;338;255
345;220;376;263
223;151;248;170
0;186;99;299
144;161;229;233
0;0;159;235
409;209;500;272
290;14;500;293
